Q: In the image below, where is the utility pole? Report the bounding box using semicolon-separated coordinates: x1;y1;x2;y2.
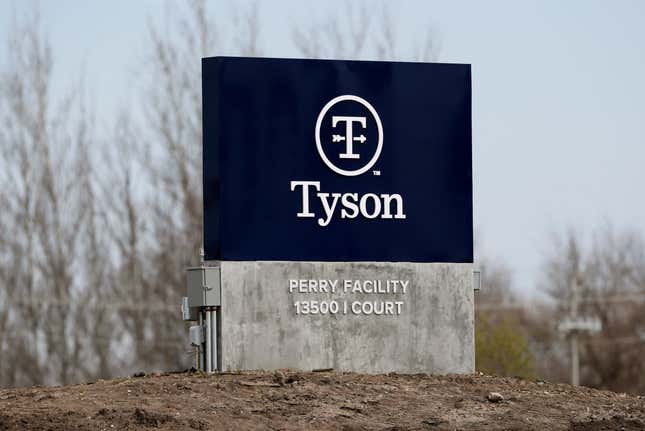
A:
570;277;580;386
557;274;601;387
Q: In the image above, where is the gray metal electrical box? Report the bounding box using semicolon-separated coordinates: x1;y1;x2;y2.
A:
186;266;221;307
181;296;199;321
473;269;481;291
189;324;205;346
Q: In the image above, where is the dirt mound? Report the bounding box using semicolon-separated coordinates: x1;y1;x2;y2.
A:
0;370;643;430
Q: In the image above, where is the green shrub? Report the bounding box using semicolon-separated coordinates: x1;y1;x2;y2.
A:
476;313;536;379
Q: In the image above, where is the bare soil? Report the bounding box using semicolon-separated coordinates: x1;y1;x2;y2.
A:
0;370;644;430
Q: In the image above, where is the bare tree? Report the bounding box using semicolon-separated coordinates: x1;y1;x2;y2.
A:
541;226;645;393
0;1;265;387
474;243;567;382
0;10;107;386
292;2;440;61
99;0;265;372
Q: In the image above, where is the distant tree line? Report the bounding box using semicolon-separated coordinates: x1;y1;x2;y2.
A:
0;1;245;387
476;227;645;394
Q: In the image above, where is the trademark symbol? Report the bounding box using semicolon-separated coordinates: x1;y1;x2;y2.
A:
373;170;380;176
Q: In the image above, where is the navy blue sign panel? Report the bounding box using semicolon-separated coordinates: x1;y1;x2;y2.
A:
203;56;472;263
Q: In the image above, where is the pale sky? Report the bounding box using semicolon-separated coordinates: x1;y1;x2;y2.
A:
2;0;644;296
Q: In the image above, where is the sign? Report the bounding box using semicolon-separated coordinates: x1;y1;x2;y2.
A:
202;57;472;262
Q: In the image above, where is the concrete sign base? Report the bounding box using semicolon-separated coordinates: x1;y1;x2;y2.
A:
218;261;474;374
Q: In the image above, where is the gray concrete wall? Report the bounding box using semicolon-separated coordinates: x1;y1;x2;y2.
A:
219;261;474;374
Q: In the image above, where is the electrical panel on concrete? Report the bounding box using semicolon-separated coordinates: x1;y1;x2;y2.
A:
186;266;221;308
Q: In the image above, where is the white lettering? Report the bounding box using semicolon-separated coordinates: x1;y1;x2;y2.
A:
290;181;320;217
381;194;406;219
349;301;404;315
351;301;362;314
317;192;341;227
340;193;359;218
329;279;338;293
289;182;406;226
400;280;409;294
344;280;352;293
359;193;381;219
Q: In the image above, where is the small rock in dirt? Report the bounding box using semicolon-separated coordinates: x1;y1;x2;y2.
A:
273;370;286;386
34;393;53;402
240;381;280;388
487;392;504;403
133;408;172;427
188;418;207;430
365;396;383;405
341;403;364;414
285;373;302;384
454;398;465;409
422;418;444;426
